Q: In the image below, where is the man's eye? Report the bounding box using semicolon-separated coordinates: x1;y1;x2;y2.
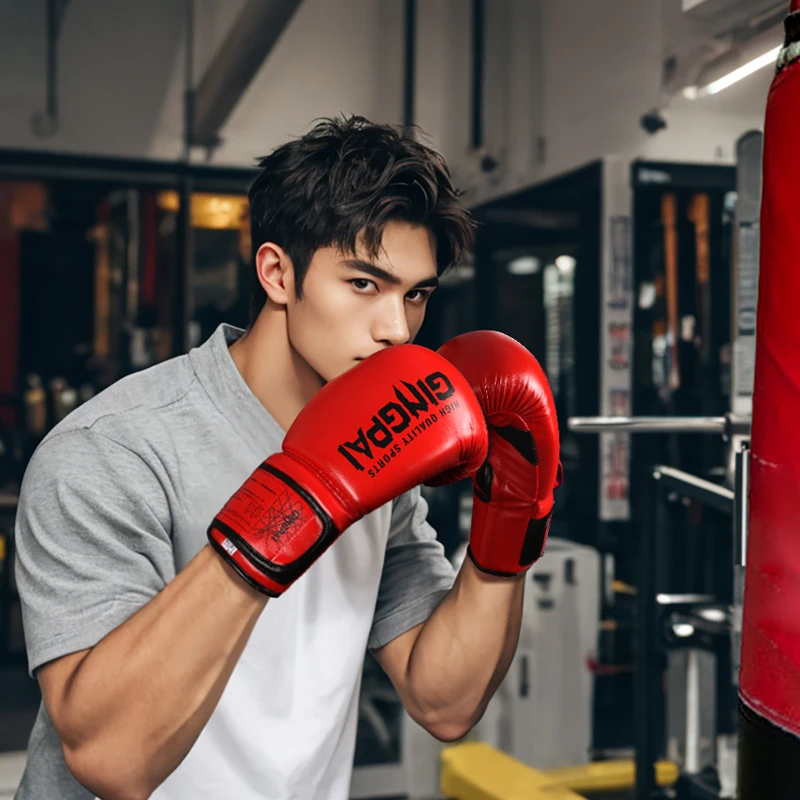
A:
351;279;376;292
406;290;431;303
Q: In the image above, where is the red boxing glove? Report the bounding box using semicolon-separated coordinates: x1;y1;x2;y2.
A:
208;345;488;596
437;331;561;576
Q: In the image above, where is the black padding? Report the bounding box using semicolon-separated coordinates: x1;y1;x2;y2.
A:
519;513;550;567
474;460;493;502
492;424;538;465
737;699;800;798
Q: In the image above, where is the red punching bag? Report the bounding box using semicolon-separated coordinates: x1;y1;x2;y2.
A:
738;3;800;796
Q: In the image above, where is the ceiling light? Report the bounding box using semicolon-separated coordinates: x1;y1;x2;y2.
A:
706;46;780;94
507;256;540;275
439;264;475;285
555;255;576;274
685;46;781;99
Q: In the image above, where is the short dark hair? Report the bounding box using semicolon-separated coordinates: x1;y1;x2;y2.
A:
247;115;476;322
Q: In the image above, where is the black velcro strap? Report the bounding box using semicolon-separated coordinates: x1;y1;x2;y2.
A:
519;512;552;568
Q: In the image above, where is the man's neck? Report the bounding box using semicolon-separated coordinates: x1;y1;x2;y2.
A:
228;308;324;432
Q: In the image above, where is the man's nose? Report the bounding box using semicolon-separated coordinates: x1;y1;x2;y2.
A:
373;296;411;346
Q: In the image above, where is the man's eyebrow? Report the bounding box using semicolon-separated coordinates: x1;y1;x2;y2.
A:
343;259;439;289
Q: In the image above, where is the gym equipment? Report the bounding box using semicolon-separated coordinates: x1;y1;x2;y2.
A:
472;538;600;771
569;414;750;436
568;414;749;800
351;537;601;800
440;742;679;799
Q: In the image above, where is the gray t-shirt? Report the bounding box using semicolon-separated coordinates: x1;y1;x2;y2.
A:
14;324;455;800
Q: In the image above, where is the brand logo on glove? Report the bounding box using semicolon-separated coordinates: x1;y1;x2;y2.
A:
337;371;457;474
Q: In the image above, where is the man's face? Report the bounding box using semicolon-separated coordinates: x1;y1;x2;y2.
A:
286;220;439;382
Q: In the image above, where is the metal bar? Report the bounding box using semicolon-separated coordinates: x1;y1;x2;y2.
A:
402;0;416;135
569;416;727;434
174;0;195;356
635;473;663;799
46;0;58;122
655;465;734;516
734;444;750;567
0;148;256;187
657;593;717;607
173;189;194;358
184;0;195;162
470;0;485;150
569;414;751;437
685;649;702;774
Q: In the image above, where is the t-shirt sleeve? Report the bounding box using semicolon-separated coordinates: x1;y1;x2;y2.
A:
14;427;175;675
368;485;455;651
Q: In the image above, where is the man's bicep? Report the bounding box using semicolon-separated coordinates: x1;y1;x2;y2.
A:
37;648;92;747
15;429;174;676
371;622;424;707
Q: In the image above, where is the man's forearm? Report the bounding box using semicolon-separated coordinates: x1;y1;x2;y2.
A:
404;555;525;740
48;545;267;799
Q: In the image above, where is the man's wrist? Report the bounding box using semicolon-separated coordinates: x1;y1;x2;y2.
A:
204;544;271;611
463;547;528;585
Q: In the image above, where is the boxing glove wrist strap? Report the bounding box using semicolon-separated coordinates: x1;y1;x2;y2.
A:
208;463;339;597
468;505;554;577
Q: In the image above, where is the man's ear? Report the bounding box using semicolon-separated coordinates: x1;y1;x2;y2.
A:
255;242;295;306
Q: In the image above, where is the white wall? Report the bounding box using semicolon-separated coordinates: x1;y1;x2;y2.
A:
150;0;408;165
148;0;250;161
211;0;406;165
528;0;773;189
0;0;778;196
539;0;663;182
0;0;184;158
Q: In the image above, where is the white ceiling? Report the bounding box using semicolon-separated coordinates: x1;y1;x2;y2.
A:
0;0;782;174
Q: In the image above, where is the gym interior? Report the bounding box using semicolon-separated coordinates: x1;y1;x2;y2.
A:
0;1;795;798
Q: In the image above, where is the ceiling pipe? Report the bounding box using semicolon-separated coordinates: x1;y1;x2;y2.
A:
683;19;784;97
191;0;304;152
31;0;70;137
471;0;497;172
403;0;417;137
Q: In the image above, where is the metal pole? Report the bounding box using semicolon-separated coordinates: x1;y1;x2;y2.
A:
685;648;702;775
174;0;195;356
470;0;485;152
656;466;735;516
635;469;663;799
734;445;750;568
402;0;416;137
569;414;751;437
731;443;750;722
569;416;727;434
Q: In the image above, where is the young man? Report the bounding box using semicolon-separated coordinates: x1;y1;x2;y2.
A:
14;116;560;800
